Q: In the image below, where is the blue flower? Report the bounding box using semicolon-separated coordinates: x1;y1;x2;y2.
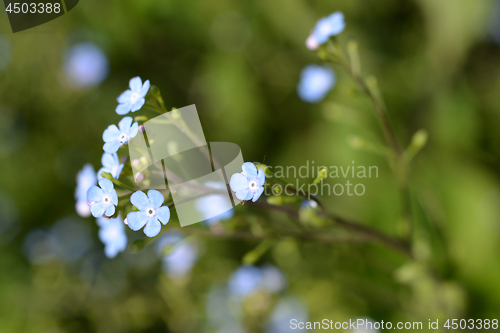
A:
308;11;345;47
102;116;139;154
64;42;109;88
156;233;198;278
97;216;127;258
195;181;234;225
228;265;263;297
228;265;287;298
75;164;97;217
126;190;170;237
297;65;336;103
86;178;118;218
229;162;265;202
116;77;150;115
97;152;124;180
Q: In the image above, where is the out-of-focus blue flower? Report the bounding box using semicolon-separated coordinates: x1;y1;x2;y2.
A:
87;178;118;218
23;218;92;265
300;200;318;209
195;181;234;225
228;265;287;299
116;77;150;115
97;152;124;180
102;116;139;154
230;162;265;202
75;164;97;217
228;265;263;297
64;42;109;88
261;265;287;293
297;64;336;103
127;190;170;237
0;35;11;71
306;11;345;50
97;216;127;258
265;296;309;333
156;232;198;277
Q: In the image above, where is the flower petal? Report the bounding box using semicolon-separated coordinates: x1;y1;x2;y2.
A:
230;173;248;192
118;116;133;132
103;141;121;154
156;206;170;225
257;169;265;186
140;80;150;97
242;162;257;178
111;189;118;205
101;153;115;169
128;122;139;139
116;102;132;115
87;186;103;202
90;202;106;218
105;204;115;217
99;178;114;194
126;211;148;231
103;125;120;142
148;190;164;208
131;98;145;112
252;187;264;202
244;190;253;200
130;191;150;210
235;189;250;201
129;77;142;92
144;218;161;237
97;167;108;180
117;90;132;103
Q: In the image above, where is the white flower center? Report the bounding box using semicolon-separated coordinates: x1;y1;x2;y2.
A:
249;180;258;191
103;194;112;205
119;132;128;144
146;207;156;217
130;92;141;104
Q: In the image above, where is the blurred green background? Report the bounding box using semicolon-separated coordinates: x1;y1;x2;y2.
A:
1;0;500;332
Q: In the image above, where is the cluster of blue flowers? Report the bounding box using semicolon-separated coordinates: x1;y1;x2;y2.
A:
75;76;269;259
298;11;345;103
74;77;155;258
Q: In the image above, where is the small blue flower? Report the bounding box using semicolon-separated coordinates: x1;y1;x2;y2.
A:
102;116;139;154
297;65;336;103
97;152;124;180
156;233;198;278
64;42;109;88
97;216;127;258
75;164;97;217
116;77;150;115
310;11;345;46
228;265;263;297
195;181;234;225
126;190;170;237
230;162;265;202
86;178;118;218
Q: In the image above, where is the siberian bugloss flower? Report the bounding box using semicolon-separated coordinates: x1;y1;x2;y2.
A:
306;11;345;50
97;216;127;258
64;42;109;88
97;152;124;180
75;164;97;217
156;233;198;278
102;116;139;154
126;190;170;237
116;77;150;115
230;162;265;202
297;65;336;103
86;178;118;218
